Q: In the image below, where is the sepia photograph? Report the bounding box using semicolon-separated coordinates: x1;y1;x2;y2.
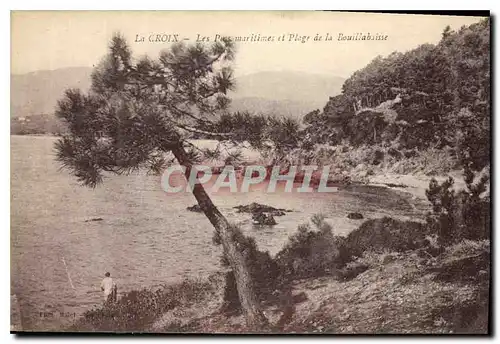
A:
10;10;490;334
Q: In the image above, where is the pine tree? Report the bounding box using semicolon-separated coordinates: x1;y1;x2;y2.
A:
54;33;271;329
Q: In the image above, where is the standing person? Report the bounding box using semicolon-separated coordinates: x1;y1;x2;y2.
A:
100;272;116;304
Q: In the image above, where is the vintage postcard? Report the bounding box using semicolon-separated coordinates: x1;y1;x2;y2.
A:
10;11;490;334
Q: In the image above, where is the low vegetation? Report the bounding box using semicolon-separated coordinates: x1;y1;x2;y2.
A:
71;278;214;332
71;166;490;333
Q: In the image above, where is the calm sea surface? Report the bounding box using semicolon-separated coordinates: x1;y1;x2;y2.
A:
11;135;427;330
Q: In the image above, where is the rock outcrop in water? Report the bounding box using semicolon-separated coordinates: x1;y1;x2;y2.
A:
252;212;277;226
347;212;364;220
84;217;103;222
186;205;203;213
234;202;291;216
234;202;291;226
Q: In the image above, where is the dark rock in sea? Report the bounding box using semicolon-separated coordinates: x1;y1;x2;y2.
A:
186;204;203;213
252;212;277;226
84;217;103;222
234;202;289;216
347;212;364;220
234;202;292;225
384;182;408;188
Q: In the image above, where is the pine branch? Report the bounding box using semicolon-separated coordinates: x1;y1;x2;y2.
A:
174;122;233;137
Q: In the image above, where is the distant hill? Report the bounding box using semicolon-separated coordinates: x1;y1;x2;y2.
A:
11;67;93;118
10;68;344;125
230;71;344;104
229;71;344;119
230;97;324;120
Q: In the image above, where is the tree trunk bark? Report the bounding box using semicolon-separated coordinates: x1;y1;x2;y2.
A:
171;144;269;330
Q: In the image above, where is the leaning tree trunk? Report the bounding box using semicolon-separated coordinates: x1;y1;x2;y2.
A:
171;144;269;329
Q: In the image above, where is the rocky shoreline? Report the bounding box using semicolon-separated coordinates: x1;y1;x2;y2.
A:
365;170;466;200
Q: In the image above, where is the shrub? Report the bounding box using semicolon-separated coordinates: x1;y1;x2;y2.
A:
425;166;490;244
442;239;490;261
222;215;359;313
344;217;428;257
337;260;370;281
372;149;385;165
275;214;351;281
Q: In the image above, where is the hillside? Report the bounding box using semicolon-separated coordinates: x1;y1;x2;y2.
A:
230;97;324;120
228;72;343;119
230;71;344;104
303;18;490;172
11;67;93;118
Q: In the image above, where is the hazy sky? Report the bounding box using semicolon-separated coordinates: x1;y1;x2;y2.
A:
11;11;485;78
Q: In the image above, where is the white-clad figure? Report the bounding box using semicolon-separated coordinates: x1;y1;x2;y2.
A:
100;272;117;304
